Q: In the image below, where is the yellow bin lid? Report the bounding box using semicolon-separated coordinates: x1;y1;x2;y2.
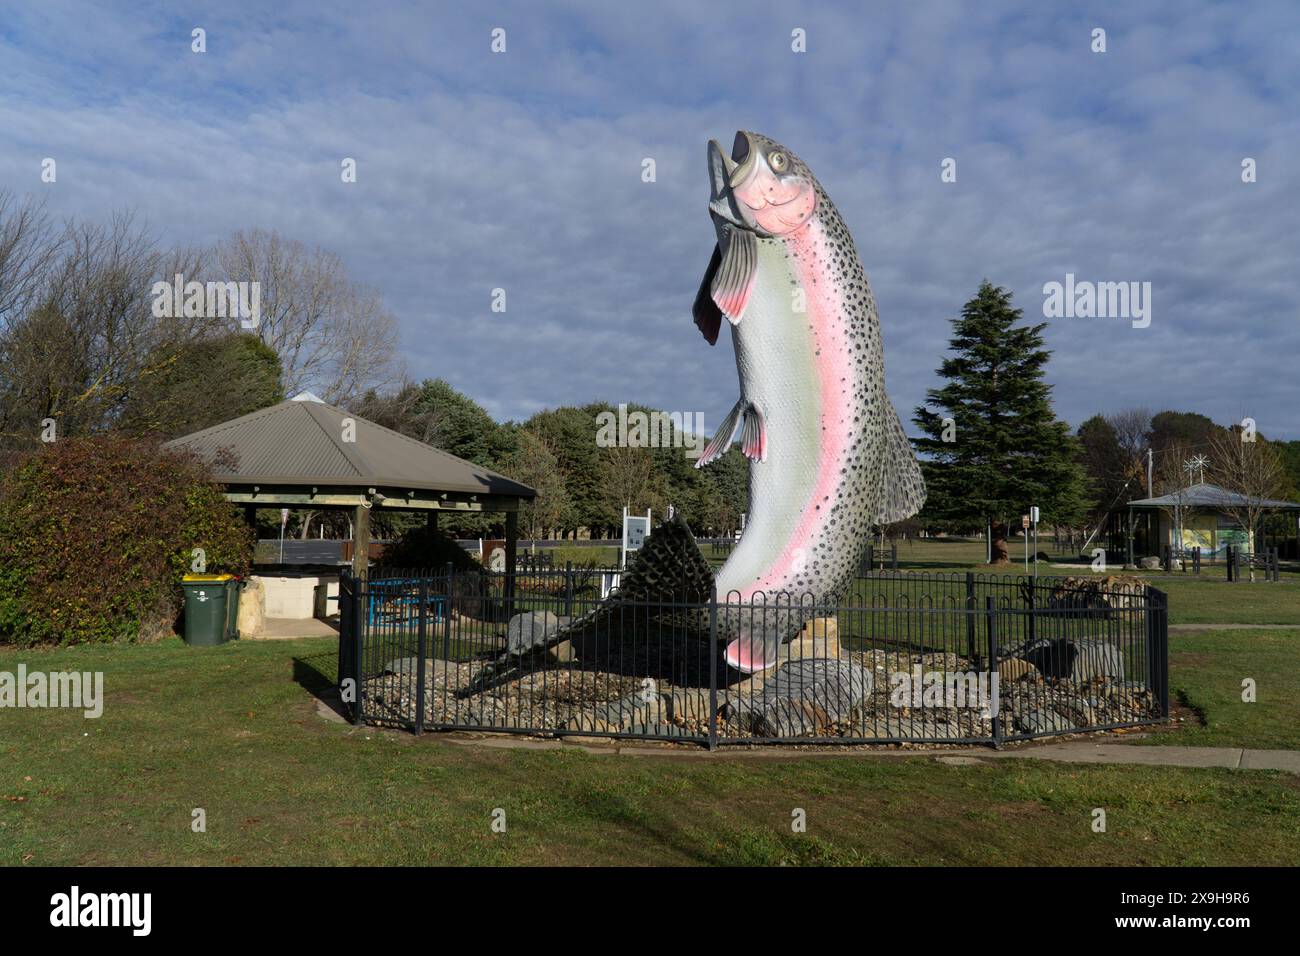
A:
182;573;236;582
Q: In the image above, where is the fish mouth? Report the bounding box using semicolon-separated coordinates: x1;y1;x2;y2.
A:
728;131;756;189
740;193;799;211
724;635;774;674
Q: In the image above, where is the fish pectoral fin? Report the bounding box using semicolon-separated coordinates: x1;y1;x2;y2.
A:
694;398;746;468
692;245;724;345
740;401;767;462
710;227;757;324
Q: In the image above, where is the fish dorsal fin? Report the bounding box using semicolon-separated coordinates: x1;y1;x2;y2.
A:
711;227;757;324
692;244;723;345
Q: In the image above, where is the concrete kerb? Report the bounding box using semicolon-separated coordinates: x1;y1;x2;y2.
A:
356;724;1300;773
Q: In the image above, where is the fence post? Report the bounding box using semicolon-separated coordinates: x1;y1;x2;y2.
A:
415;579;428;735
707;584;719;751
986;597;1000;745
891;542;898;570
866;544;874;573
564;561;574;618
351;570;365;726
442;565;453;660
1226;546;1235;582
964;572;976;662
338;569;353;721
1193;548;1201;574
1145;587;1169;718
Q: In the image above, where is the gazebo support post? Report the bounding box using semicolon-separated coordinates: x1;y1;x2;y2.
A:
353;503;370;578
504;510;518;619
1127;507;1135;568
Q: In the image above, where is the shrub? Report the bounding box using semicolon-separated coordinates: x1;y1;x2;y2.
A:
377;524;479;573
0;435;253;646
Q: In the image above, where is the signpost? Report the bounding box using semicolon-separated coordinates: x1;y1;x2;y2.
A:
279;507;289;564
1021;514;1030;572
621;506;651;569
1029;507;1041;581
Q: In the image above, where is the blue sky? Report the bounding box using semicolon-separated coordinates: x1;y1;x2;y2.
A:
3;0;1297;438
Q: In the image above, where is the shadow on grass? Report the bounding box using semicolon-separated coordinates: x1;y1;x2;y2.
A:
293;650;348;721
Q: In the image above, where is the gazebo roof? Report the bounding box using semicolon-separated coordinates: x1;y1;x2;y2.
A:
1127;482;1300;511
165;392;535;511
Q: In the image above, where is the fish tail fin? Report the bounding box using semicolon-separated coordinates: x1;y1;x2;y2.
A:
874;400;927;524
616;513;716;601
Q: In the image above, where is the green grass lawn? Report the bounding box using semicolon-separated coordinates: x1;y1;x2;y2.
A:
1153;627;1300;750
2;631;1299;866
4;553;1298;867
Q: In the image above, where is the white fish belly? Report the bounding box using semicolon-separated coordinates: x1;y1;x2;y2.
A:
714;239;823;599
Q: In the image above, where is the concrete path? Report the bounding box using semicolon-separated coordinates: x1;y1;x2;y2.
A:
1168;623;1298;631
983;741;1300;773
255;616;339;640
421;729;1300;774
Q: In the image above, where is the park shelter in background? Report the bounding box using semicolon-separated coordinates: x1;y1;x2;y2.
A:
1104;482;1300;563
165;391;535;631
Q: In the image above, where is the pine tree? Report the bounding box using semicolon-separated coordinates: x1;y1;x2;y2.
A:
913;280;1088;564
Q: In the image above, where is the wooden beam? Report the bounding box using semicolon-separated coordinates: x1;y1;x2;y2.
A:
353;504;370;577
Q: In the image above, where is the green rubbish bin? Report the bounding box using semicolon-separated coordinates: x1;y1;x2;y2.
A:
181;574;240;646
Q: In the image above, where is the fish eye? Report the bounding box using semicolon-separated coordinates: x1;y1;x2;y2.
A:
769;151;788;172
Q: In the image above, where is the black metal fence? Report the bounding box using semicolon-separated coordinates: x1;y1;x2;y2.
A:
338;567;1168;748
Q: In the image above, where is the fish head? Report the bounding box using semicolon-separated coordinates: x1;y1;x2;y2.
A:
708;131;818;238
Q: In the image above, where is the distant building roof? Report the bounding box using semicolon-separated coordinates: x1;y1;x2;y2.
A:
1127;482;1299;511
165;397;535;507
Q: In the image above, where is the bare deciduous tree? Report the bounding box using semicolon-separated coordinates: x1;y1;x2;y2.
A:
1207;429;1288;553
212;229;398;404
1106;406;1152;485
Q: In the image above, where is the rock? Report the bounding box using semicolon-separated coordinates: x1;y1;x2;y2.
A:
625;721;696;738
663;688;711;723
998;658;1040;682
754;699;831;737
1015;708;1072;734
1023;637;1124;682
780;617;841;662
505;611;562;654
237;578;265;638
732;659;872;733
383;657;420;675
589;691;662;729
1139;556;1161;570
564;713;614;733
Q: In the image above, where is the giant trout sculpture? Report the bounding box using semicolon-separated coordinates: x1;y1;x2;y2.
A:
693;131;925;671
465;131;924;693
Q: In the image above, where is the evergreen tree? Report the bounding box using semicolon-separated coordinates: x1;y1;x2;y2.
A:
913;280;1088;563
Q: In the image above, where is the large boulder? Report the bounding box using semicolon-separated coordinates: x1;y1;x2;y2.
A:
1021;637;1124;682
505;611;569;654
237;578;265;638
732;658;873;735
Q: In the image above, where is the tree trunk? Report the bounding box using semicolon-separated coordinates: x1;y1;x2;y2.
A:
989;521;1011;565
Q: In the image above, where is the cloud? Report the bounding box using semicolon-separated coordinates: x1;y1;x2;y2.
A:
2;0;1296;439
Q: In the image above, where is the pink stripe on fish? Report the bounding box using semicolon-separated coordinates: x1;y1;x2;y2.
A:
739;218;851;599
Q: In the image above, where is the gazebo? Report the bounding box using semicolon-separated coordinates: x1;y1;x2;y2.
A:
165;392;536;577
1112;482;1300;564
